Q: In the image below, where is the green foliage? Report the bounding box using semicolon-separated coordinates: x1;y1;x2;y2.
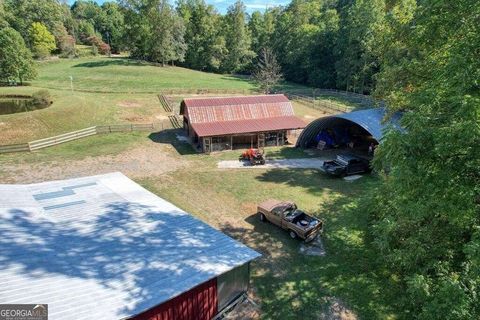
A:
272;0;339;87
99;2;125;53
248;9;278;56
4;0;64;42
85;35;110;55
0;0;8;29
176;0;225;71
253;47;283;93
29;22;56;59
0;27;36;84
335;0;385;93
221;1;255;73
52;24;75;57
121;0;186;65
32;89;51;106
369;0;480;318
76;19;95;43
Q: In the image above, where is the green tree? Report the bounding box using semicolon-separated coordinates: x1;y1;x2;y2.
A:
0;0;8;29
76;19;95;43
120;0;186;65
51;23;75;57
253;47;283;93
177;0;225;71
100;2;125;53
4;0;64;42
0;27;36;84
29;22;56;58
272;0;339;87
369;0;480;318
335;0;386;93
221;1;254;73
249;8;278;57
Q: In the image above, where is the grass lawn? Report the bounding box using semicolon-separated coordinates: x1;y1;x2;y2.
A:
0;56;332;144
33;57;257;93
137;151;400;319
0;126;402;318
0;56;400;318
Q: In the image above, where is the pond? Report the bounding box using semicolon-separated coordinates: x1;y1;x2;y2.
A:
0;97;49;115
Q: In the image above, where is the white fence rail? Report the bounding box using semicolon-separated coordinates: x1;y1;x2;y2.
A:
1;122;169;154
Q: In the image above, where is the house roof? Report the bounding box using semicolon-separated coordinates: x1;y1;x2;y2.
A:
0;172;260;320
180;94;305;137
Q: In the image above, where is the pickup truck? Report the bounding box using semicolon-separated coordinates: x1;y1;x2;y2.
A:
257;199;323;242
321;153;371;177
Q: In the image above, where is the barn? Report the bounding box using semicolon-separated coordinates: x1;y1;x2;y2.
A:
180;94;306;152
295;108;402;152
0;172;260;320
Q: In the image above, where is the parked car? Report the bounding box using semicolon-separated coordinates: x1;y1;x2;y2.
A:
257;199;323;242
321;153;371;177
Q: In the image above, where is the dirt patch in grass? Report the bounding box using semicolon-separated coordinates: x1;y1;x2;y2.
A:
155;114;170;120
0;142;187;184
224;298;261;319
117;100;142;108
322;298;357;320
121;115;151;122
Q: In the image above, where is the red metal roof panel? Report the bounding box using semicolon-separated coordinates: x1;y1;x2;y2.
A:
191;116;306;137
187;102;294;123
183;94;290;108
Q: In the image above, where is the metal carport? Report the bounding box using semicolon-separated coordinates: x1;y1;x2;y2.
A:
295;108;401;148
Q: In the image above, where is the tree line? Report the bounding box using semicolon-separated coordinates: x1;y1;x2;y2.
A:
0;0;404;93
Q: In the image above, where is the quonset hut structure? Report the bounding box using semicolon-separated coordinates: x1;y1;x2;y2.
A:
295;108;401;150
0;172;260;320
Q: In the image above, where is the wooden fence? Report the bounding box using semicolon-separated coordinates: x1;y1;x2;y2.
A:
159;88;255;95
28;127;97;151
0;143;31;154
0;122;169;154
287;93;350;114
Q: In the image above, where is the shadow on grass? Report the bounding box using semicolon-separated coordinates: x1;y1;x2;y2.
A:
148;129;198;155
73;58;149;68
219;172;400;319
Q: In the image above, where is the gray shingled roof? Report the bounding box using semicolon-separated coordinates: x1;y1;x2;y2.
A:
0;172;260;320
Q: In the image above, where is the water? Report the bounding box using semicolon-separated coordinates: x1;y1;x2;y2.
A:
0;98;48;115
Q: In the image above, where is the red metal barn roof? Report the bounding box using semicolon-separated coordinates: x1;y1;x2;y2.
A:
181;95;306;137
191;116;306;137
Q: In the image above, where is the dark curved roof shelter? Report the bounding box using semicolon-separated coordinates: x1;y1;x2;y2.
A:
296;108;402;148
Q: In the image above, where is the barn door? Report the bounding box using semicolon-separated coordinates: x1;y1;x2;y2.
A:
257;133;265;150
204;137;211;153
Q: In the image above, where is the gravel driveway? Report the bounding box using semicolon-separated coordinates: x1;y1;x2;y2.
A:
218;158;326;169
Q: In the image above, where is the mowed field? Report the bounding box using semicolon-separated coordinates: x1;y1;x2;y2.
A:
0;57;401;319
0;56;326;144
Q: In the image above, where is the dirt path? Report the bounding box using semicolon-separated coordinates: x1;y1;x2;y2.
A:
0;143;188;184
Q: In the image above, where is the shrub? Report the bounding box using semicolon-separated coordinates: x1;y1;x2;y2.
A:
29;22;56;59
32;90;51;106
85;36;110;55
